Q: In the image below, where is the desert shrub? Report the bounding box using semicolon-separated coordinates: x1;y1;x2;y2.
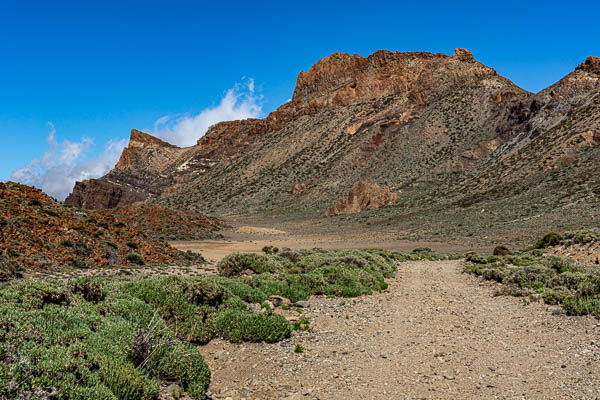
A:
42;208;60;217
543;256;579;274
126;253;145;265
465;252;487;264
539;286;571;305
561;295;600;317
535;232;563;248
217;253;283;277
550;271;590;290
149;341;211;399
59;239;74;248
211;310;291;343
572;229;599;245
99;360;159;400
481;267;506;282
262;245;279;255
126;240;138;249
412;247;432;254
104;241;118;249
29;199;43;207
68;278;106;303
504;265;555;289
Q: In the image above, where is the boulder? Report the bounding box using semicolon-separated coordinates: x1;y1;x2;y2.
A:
268;295;291;308
325;181;398;216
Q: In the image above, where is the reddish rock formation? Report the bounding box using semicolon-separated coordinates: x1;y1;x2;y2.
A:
325;182;399;216
575;56;600;75
0;182;205;280
65;179;147;209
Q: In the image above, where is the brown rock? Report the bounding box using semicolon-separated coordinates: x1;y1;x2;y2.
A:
575;56;600;75
325;182;398;216
452;48;475;62
65;179;147;210
493;246;513;256
269;295;292;308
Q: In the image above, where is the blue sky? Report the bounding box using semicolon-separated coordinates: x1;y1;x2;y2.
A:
1;0;599;199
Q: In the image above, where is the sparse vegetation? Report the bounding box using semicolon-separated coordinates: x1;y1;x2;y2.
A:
464;230;600;317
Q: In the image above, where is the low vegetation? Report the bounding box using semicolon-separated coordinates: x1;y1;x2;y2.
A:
0;248;449;399
464;229;600;317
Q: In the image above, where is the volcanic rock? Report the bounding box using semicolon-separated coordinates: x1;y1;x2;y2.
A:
325;182;398;216
65;179;147;209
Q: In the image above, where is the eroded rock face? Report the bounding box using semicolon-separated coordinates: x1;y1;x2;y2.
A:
325;182;398;216
65;179;147;209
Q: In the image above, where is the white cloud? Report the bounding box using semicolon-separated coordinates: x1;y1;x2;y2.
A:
10;123;127;201
152;79;262;147
10;79;263;201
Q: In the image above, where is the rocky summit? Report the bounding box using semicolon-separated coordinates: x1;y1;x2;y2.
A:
65;49;600;242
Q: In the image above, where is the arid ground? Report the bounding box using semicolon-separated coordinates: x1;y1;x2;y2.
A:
199;260;600;400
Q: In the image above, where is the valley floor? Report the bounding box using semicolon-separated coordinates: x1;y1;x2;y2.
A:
171;229;480;264
199;260;600;400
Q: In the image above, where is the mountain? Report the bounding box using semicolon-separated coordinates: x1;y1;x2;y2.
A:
64;50;600;243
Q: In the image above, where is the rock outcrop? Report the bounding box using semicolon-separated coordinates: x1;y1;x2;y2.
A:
65;179;147;209
325;182;398;216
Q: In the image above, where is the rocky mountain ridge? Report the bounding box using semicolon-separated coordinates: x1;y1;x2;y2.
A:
64;49;600;239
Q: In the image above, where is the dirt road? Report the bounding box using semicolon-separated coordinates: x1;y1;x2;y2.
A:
199;260;600;399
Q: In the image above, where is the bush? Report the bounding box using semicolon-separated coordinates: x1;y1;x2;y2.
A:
573;229;599;245
535;232;563;249
126;253;145;265
217;253;283;277
262;246;279;255
211;310;291;343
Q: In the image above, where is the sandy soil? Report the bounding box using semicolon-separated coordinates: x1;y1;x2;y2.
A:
199;260;600;400
170;229;481;264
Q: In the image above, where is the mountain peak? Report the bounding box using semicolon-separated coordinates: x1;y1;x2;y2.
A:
129;129;176;148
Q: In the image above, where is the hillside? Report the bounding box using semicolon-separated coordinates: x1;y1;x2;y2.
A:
64;50;600;243
0;182;211;280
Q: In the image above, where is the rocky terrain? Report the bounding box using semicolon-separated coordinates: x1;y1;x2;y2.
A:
64;49;599;243
0;182;211;280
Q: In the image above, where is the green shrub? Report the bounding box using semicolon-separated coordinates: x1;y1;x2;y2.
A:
573;229;599;245
211;310;291;343
539;286;571;305
535;232;563;249
99;360;159;400
504;265;555;289
217;253;283;277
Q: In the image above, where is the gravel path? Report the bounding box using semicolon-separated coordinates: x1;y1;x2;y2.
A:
199;260;600;399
